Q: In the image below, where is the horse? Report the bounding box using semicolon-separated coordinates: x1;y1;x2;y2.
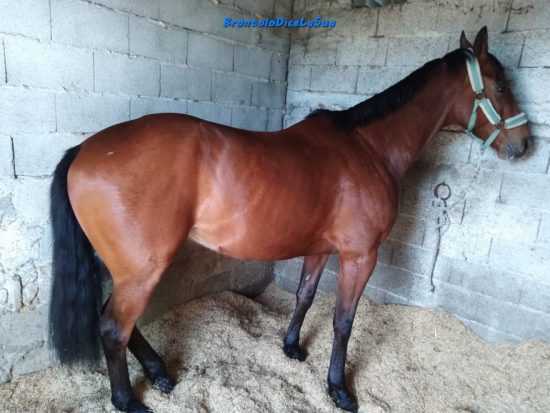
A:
48;28;531;413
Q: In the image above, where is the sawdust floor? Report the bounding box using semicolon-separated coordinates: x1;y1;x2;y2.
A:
1;283;549;413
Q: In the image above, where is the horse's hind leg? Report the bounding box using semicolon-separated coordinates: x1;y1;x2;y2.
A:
100;264;169;413
128;326;173;393
283;254;328;360
102;293;173;394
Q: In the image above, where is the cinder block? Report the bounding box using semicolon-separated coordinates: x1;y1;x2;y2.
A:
5;37;93;91
90;0;159;18
419;131;472;166
130;16;187;63
273;0;293;15
234;46;271;79
258;28;291;55
286;90;368;111
489;238;550;279
317;269;337;293
538;214;550;244
51;0;129;53
12;133;86;176
187;33;233;71
460;201;541;243
94;52;160;97
457;317;522;343
302;37;338;65
159;0;212;32
231;106;268;131
287;65;311;90
520;32;550;68
267;109;285;131
507;0;550;31
283;105;311;127
132;97;187;119
438;223;493;263
356;65;415;95
519;102;550;126
0;135;13;176
387;36;449;67
511;68;550;104
275;273;299;294
274;258;303;281
235;0;273;15
187;101;231;125
377;1;439;36
390;242;433;275
310;65;357;93
490;32;525;70
161;65;211;101
308;8;377;38
337;36;388;66
519;277;550;314
289;41;306;65
212;72;252;105
388;213;425;246
208;7;257;45
369;263;430;300
252;81;286;108
0;88;55;133
56;93;130;133
0;0;50;39
500;172;550;210
433;256;523;304
0;38;5;84
270;53;288;82
436;0;510;34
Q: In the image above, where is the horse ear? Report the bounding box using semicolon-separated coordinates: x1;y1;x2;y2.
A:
460;31;472;49
473;26;488;57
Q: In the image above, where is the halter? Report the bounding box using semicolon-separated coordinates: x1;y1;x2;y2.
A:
463;48;528;152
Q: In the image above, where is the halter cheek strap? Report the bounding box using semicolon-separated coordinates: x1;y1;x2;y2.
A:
463;48;528;152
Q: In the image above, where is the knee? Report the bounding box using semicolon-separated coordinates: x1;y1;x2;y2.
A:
297;287;316;303
99;318;129;351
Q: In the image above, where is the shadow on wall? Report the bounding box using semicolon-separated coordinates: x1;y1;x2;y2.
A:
142;241;274;324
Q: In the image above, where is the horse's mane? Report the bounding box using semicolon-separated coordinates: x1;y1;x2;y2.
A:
306;49;467;131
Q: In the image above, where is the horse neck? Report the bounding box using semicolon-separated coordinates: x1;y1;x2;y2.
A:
355;63;463;182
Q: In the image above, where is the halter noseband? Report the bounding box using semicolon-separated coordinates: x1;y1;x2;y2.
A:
463;48;528;152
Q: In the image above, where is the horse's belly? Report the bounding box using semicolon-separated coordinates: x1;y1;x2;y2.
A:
187;218;332;261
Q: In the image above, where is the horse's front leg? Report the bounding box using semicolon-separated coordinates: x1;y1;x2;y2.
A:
283;254;329;360
328;250;377;413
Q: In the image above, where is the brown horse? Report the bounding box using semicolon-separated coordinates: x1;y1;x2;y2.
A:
49;28;531;413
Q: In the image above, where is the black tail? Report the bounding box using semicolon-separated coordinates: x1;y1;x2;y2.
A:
49;145;103;366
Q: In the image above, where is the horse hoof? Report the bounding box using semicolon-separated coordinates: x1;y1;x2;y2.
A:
113;397;154;413
283;343;306;361
328;384;358;413
153;375;175;394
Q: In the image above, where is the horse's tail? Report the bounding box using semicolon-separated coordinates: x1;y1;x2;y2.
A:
49;145;103;366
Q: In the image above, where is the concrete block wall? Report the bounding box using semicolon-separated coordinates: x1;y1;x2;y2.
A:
0;0;291;381
278;0;550;342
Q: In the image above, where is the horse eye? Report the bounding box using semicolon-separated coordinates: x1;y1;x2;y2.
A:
496;84;507;93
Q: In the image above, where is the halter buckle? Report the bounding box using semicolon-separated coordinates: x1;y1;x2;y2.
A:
475;91;485;100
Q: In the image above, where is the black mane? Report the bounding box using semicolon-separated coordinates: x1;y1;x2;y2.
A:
306;49;467;131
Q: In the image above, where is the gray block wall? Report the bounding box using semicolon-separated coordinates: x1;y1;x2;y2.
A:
0;0;292;382
278;0;550;343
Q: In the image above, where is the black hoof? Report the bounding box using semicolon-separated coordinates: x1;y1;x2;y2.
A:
283;343;306;361
152;375;175;394
112;397;154;413
328;384;358;413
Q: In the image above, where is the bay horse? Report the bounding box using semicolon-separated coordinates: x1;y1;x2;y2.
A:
49;28;531;413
